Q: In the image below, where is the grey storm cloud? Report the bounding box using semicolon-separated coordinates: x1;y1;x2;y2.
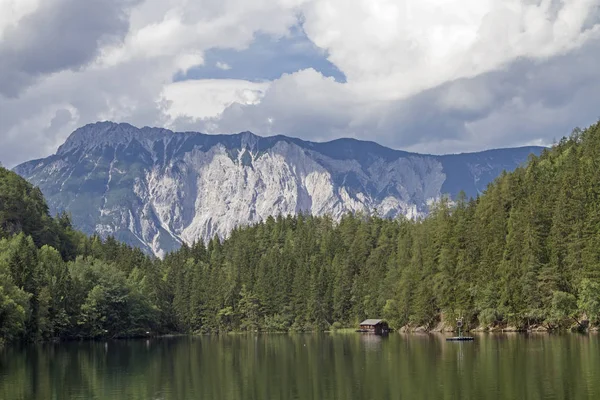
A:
0;0;140;97
185;37;600;155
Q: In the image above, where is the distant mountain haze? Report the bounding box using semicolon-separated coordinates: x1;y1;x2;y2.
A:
14;122;543;257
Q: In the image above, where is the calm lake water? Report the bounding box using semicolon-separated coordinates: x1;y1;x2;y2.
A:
1;333;599;400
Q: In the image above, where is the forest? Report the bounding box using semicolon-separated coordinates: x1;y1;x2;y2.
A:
1;121;600;344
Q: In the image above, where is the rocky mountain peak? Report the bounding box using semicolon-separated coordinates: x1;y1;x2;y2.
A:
15;122;544;257
57;121;171;155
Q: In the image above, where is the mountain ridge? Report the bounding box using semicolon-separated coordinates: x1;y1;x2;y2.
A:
14;121;544;257
54;121;539;159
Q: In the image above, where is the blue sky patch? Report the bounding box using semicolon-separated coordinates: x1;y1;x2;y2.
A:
174;26;346;83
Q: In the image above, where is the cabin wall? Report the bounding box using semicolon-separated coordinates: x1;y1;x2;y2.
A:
359;325;376;332
359;324;389;334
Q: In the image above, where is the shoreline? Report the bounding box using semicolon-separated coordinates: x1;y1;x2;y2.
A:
2;327;598;348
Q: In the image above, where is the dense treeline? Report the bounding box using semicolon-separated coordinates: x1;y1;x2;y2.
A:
2;122;600;343
160;121;600;332
1;168;161;344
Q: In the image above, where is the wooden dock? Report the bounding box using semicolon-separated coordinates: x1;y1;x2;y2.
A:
446;336;474;342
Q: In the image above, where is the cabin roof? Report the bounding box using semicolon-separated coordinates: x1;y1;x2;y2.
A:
360;319;385;326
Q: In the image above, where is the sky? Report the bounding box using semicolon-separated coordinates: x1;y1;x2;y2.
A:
0;0;599;168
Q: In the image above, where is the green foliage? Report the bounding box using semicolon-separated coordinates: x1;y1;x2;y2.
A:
0;265;30;341
382;299;401;329
577;279;600;324
331;321;343;331
0;168;162;342
155;121;600;332
549;291;578;328
238;285;262;332
2;121;600;342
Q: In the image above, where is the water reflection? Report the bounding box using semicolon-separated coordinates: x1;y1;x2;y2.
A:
359;333;384;351
0;334;598;400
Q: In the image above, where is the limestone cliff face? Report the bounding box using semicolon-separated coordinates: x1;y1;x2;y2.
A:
15;122;542;257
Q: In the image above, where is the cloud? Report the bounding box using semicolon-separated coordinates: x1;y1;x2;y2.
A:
177;28;346;83
300;0;600;97
0;0;141;97
0;0;599;168
188;36;600;154
98;0;304;67
0;59;169;167
0;0;303;167
215;61;232;70
167;0;600;152
0;0;40;40
161;79;269;120
174;53;205;75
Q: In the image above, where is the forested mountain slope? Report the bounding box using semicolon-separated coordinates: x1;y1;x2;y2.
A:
1;122;599;344
1;167;160;344
130;121;600;332
14;122;542;257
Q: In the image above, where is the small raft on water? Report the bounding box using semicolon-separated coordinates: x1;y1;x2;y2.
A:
446;317;473;341
446;336;474;342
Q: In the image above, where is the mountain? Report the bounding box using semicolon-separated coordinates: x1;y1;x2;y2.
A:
14;122;543;257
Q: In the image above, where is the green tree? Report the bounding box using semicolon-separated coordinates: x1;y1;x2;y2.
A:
577;279;600;324
0;264;30;343
548;291;578;329
238;284;261;332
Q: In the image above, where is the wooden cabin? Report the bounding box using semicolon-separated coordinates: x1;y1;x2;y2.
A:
357;319;389;334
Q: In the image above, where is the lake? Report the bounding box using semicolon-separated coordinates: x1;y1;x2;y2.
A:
1;333;599;400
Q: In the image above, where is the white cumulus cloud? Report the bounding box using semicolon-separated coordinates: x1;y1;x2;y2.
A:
0;0;599;168
161;79;269;121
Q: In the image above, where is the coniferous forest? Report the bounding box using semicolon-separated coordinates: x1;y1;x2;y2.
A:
2;122;600;344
